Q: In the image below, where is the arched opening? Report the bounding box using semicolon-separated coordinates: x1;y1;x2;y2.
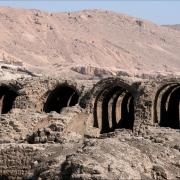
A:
167;87;180;128
0;85;18;114
93;84;135;134
43;85;79;113
154;83;180;129
118;92;134;130
101;86;122;133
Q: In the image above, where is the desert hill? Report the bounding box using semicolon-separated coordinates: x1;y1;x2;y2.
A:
164;24;180;31
0;7;180;77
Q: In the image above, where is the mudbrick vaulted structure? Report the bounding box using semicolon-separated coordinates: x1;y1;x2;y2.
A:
0;75;180;179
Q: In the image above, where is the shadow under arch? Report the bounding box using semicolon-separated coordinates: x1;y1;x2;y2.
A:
153;82;178;123
167;87;180;128
117;92;134;130
153;80;180;129
43;84;80;113
0;85;18;114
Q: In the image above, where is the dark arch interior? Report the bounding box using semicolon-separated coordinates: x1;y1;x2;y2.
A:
0;85;18;114
101;86;121;133
159;85;180;129
43;85;79;113
93;85;135;134
118;92;134;130
0;175;9;180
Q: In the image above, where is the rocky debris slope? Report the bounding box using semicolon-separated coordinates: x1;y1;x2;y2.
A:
1;127;179;179
0;106;85;143
15;127;178;180
0;60;38;80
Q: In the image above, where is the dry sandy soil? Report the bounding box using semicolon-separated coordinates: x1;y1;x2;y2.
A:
0;7;180;78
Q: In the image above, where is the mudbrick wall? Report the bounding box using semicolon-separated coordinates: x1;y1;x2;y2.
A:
0;76;180;134
0;75;179;179
0;144;44;179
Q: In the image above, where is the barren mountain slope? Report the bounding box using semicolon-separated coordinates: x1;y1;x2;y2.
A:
0;7;180;77
164;24;180;32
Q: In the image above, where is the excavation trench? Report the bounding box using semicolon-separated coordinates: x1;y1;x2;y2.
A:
44;85;79;113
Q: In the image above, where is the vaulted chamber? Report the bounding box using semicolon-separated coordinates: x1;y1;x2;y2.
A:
154;83;180;129
93;79;135;134
43;84;79;113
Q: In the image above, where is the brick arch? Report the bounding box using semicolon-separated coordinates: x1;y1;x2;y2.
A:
89;77;137;133
153;80;180;129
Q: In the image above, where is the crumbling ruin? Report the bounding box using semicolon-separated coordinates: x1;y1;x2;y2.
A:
0;76;179;179
0;77;179;133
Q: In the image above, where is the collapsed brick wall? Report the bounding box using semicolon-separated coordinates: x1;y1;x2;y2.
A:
12;77;88;112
